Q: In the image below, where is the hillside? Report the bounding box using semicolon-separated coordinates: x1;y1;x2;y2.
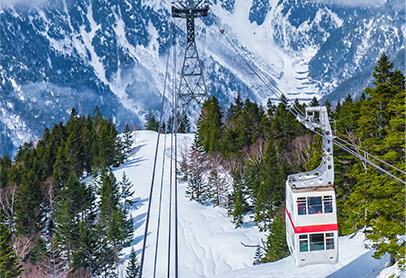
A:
115;130;400;277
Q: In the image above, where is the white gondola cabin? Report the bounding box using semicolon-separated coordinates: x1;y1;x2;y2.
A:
285;107;338;266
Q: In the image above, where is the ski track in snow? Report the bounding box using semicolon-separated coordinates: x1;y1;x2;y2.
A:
112;131;399;278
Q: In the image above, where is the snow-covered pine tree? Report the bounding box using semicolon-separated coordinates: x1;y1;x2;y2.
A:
207;168;228;208
126;248;140;278
253;247;264;265
184;146;210;203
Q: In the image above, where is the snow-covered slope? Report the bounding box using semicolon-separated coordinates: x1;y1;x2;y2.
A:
111;131;399;277
114;130;266;277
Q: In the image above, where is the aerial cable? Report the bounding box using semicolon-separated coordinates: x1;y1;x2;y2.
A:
174;117;179;278
333;135;406;176
167;121;174;278
219;28;405;187
138;29;173;278
221;31;280;98
167;23;177;278
153;123;169;278
332;139;405;186
220;29;305;119
174;45;180;278
300;117;406;186
220;30;296;105
310;128;406;186
367;163;406;189
312;128;406;186
170;22;179;278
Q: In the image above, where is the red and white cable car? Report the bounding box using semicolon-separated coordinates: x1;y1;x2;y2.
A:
285;106;338;266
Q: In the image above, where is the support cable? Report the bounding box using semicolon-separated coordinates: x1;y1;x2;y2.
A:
167;23;177;278
333;135;406;176
138;30;172;278
314;129;406;186
220;28;405;187
332;139;405;187
167;23;178;278
174;54;180;278
153;38;173;277
153;124;168;278
167;120;174;278
220;30;305;119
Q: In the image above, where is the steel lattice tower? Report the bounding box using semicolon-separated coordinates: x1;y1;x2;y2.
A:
172;0;209;108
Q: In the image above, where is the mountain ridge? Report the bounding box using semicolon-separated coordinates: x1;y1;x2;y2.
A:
1;0;404;156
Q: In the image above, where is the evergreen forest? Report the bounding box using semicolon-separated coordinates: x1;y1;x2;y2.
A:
0;107;137;277
180;53;405;265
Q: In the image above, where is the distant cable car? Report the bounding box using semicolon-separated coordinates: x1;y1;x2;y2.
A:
285;106;338;266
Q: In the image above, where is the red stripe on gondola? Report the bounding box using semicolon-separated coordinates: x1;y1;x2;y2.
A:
285;208;338;234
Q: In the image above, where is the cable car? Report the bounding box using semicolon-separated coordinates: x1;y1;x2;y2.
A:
285;106;338;266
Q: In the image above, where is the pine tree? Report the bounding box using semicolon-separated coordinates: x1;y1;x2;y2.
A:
80;119;93;175
120;172;135;214
221;99;250;155
207;169;228;208
15;157;45;236
231;178;249;228
346;53;405;265
310;96;319;107
263;213;289;262
123;123;134;158
0;223;23;277
167;112;190;134
195;96;223;152
53;146;69;193
145;109;160;131
126;248;139;278
97;168;133;275
0;154;12;189
27;235;47;265
178;113;191;133
184;147;209;203
55;172;95;267
253;247;264;265
251;140;281;230
71;219;99;276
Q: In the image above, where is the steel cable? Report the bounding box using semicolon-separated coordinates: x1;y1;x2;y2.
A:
220;28;405;187
138;25;173;278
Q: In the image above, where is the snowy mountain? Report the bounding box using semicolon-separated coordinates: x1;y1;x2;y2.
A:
1;0;404;156
114;131;401;277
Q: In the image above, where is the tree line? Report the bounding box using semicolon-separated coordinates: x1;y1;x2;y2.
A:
180;53;405;265
0;107;139;277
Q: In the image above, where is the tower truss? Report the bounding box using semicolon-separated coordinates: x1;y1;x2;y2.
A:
172;0;209;108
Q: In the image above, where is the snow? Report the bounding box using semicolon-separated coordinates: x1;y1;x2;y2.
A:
81;2;107;85
377;262;406;278
202;0;324;103
0;105;37;150
109;130;400;278
112;131;265;277
109;7;145;115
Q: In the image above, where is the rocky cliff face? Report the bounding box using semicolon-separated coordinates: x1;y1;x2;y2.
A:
1;0;404;156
